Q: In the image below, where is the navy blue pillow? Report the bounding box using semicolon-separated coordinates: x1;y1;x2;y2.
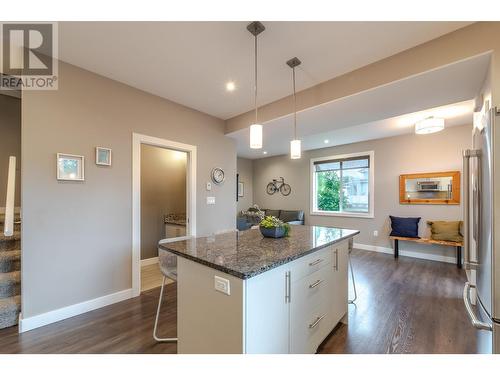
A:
390;216;420;238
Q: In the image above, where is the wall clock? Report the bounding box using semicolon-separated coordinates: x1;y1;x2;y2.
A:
211;167;225;184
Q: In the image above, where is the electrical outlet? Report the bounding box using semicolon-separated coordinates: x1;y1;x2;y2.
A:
207;196;215;205
214;275;230;295
206;182;212;191
373;230;378;237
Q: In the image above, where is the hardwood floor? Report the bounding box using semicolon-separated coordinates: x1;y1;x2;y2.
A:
141;263;172;292
0;249;477;354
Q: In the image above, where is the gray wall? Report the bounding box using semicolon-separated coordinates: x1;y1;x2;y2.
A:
0;94;21;208
21;61;236;318
141;145;187;260
236;157;253;214
253;125;471;258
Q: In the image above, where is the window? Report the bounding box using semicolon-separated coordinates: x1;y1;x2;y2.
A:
311;151;374;218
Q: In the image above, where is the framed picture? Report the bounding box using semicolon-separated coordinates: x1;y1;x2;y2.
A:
57;153;85;181
238;181;244;197
96;147;112;166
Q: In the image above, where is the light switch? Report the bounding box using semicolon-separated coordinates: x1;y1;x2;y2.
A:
207;196;215;205
214;275;230;295
206;182;212;191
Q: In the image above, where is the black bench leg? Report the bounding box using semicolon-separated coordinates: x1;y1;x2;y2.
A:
394;239;399;259
457;246;462;269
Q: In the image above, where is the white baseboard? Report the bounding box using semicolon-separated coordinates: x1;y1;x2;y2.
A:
141;257;158;266
354;242;457;265
18;288;133;333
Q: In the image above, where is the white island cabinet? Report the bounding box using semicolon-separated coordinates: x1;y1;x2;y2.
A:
160;225;358;354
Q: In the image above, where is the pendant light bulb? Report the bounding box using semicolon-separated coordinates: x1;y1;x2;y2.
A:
290;139;301;159
250;124;263;149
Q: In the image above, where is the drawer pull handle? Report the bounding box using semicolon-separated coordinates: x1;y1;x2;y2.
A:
309;314;326;329
309;258;324;267
309;279;324;289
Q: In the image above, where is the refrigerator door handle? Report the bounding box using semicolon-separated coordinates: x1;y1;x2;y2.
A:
463;282;492;331
462;149;480;270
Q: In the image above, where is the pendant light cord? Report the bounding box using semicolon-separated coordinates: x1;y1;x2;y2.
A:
292;66;297;140
254;34;258;125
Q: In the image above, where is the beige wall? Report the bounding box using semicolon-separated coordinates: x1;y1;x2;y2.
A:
237;157;253;214
21;61;236;318
253;125;471;258
141;145;187;260
0;94;21;208
226;22;500;134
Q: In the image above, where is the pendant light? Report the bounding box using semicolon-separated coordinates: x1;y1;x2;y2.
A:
287;57;301;159
247;21;265;149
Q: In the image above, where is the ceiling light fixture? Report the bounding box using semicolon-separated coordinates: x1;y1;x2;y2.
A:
324;139;329;144
226;81;236;92
287;57;302;159
415;117;445;134
247;21;265;149
263;151;268;155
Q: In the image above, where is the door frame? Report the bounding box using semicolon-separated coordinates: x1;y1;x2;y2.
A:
132;133;197;296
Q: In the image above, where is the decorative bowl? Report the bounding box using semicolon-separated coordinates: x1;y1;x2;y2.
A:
260;226;286;238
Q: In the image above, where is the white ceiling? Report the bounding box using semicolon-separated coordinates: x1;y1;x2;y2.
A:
228;53;490;159
58;21;472;119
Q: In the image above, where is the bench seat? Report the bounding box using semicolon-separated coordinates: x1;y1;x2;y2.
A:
389;236;463;268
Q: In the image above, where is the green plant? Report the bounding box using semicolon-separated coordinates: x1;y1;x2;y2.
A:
317;171;348;211
259;216;291;237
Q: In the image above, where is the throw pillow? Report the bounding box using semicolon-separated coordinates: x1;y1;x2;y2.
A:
389;216;420;238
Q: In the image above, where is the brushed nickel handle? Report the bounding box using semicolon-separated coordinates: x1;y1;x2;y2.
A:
463;149;480;270
334;249;339;271
285;271;291;303
309;258;324;267
308;314;326;329
463;282;492;331
309;279;324;289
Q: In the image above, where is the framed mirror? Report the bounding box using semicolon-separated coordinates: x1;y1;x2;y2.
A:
399;171;460;205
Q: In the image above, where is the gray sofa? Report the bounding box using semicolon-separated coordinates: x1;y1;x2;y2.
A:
237;208;304;230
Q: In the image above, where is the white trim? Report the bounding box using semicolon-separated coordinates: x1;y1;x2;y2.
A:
141;256;158;266
310;151;374;218
132;133;197;297
18;288;133;333
353;242;457;264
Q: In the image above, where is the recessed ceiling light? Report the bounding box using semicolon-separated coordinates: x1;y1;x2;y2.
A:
263;151;268;155
324;139;329;144
226;81;236;92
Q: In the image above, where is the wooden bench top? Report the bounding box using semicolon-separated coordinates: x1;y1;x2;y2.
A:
389;236;463;247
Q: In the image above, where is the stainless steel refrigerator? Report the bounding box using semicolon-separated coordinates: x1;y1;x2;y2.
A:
463;104;500;354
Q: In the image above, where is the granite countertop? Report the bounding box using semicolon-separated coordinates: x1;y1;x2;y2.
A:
159;225;359;279
164;213;187;226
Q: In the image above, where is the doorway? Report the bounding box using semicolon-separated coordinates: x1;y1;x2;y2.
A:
132;133;197;296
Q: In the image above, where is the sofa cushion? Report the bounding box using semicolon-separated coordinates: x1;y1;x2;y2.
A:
280;210;304;223
427;221;463;242
264;209;281;218
389;216;420;238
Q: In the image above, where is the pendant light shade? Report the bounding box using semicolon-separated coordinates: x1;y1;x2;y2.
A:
287;57;302;159
250;124;263;149
247;22;265;149
290;139;301;159
415;117;445;134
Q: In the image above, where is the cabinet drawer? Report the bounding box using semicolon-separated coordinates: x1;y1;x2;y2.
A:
291;265;332;309
290;298;333;354
290;246;332;283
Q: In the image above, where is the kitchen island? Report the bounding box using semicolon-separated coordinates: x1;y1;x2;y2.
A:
158;225;359;354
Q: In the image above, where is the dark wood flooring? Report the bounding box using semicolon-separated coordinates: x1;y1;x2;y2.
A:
0;249;477;354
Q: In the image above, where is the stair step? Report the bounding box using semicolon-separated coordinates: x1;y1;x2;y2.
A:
0;231;21;252
0;250;21;273
0;295;21;329
0;271;21;299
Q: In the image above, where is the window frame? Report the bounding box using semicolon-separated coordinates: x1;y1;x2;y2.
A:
310;151;374;219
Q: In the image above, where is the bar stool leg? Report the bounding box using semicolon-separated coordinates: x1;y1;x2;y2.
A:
153;276;178;343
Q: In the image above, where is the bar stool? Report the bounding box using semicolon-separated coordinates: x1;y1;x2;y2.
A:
153;235;191;343
348;238;358;304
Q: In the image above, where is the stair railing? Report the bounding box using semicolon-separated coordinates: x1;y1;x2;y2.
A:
4;156;16;237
